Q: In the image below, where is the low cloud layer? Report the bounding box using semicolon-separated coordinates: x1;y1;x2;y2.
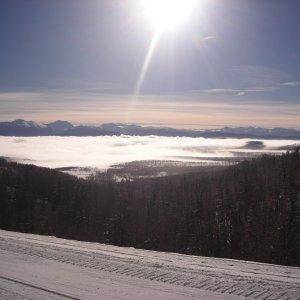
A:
0;90;299;129
0;136;296;169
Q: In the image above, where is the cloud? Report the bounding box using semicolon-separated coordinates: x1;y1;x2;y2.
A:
201;87;278;94
190;65;299;97
231;65;289;88
0;89;299;128
280;81;300;87
45;78;125;92
0;136;294;170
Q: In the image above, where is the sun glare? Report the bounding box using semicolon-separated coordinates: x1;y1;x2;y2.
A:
141;0;198;32
129;0;198;120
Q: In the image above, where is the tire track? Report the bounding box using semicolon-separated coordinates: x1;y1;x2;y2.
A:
0;235;299;299
0;276;80;300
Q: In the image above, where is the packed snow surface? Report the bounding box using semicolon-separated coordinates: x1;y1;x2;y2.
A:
0;230;299;299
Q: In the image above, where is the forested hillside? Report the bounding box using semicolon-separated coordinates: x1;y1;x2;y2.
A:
0;150;299;266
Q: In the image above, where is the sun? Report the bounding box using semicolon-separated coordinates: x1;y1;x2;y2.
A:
130;0;199;110
141;0;198;32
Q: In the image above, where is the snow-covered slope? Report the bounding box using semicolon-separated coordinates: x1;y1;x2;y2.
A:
0;230;299;299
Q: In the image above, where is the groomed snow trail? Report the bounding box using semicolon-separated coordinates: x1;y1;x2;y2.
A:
0;230;299;300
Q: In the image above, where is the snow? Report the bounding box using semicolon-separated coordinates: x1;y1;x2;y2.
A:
11;119;41;128
0;230;299;299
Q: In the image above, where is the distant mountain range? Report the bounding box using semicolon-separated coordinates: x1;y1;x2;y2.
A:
0;119;299;139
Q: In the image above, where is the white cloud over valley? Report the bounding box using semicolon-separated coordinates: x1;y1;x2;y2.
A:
0;136;296;170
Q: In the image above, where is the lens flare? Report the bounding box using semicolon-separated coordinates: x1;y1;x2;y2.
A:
127;0;198;122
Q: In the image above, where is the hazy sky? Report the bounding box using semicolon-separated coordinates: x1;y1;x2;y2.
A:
0;0;299;128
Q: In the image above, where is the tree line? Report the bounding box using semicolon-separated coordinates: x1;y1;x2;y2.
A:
0;149;299;266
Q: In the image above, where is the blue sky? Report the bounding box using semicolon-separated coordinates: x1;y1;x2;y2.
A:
0;0;299;128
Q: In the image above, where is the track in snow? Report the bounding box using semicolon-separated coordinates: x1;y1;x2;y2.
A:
0;230;299;299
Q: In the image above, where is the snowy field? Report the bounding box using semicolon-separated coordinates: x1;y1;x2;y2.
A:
0;136;297;169
0;230;299;300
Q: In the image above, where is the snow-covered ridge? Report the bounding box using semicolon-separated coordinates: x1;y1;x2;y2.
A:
0;119;300;139
0;230;299;299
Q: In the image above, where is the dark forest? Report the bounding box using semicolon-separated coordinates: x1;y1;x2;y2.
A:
0;150;299;266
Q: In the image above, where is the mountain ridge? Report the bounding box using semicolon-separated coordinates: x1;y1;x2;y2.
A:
0;119;299;139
